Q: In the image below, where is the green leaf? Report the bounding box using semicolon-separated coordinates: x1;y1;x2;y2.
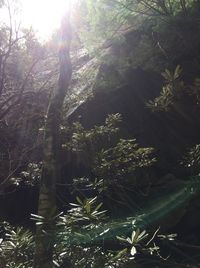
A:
30;214;44;219
95;202;103;211
131;230;136;242
131;246;137;256
133;228;141;242
53;260;60;267
126;237;132;244
76;196;83;205
89;196;97;204
116;236;127;243
85;201;91;214
69;203;80;207
138;230;148;241
174;65;182;79
111;248;128;261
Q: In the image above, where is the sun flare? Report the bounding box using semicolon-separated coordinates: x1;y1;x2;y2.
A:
21;0;72;38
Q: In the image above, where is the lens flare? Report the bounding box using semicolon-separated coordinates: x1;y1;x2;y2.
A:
21;0;72;39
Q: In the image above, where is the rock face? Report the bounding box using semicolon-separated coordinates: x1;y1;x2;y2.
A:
61;27;200;232
65;24;200;180
68;66;200;178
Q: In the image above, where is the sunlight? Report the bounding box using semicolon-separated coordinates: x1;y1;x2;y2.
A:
21;0;72;38
0;0;79;40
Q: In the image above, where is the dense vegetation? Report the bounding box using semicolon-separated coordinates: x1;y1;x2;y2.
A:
1;0;200;267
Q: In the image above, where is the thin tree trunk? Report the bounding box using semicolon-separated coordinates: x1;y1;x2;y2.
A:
33;13;72;268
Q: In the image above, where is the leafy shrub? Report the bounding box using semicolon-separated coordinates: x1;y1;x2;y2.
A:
0;222;34;268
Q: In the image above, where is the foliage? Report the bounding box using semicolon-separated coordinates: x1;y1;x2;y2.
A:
0;222;34;267
67;196;107;222
10;162;42;186
117;227;149;258
146;65;184;111
63;113;122;152
182;144;200;171
147;65;200;178
29;196;171;267
94;138;155;180
63;113;155;193
147;64;200;112
54;198;169;268
78;0;197;54
0;197;192;268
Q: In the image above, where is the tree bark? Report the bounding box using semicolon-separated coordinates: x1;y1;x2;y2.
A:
33;13;72;268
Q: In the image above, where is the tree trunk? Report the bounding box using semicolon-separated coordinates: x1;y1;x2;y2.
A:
33;14;72;268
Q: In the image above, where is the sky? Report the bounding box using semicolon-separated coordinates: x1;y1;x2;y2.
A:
0;0;73;39
21;0;71;38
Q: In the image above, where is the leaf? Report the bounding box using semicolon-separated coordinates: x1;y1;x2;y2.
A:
138;230;148;241
132;219;137;226
92;210;107;216
116;236;127;243
85;201;91;214
74;232;85;238
99;228;109;236
111;248;128;261
60;252;67;257
36;222;43;225
126;237;132;244
95;202;103;211
89;196;97;204
174;65;182;79
53;260;60;267
165;69;171;78
69;203;80;207
133;228;141;242
30;214;44;219
131;246;137;256
131;230;136;242
76;196;83;205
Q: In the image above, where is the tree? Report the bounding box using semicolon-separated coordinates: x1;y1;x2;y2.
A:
0;1;57;191
33;12;72;268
